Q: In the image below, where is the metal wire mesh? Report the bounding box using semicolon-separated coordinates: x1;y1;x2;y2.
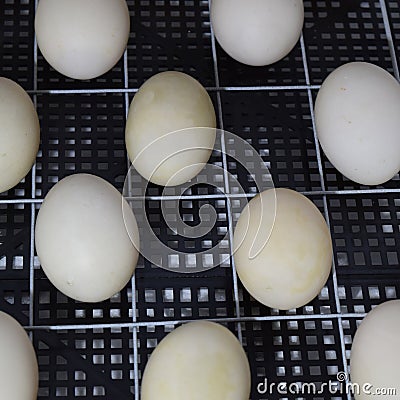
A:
0;0;399;399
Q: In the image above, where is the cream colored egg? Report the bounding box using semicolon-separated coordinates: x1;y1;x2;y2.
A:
211;0;304;66
315;62;400;185
141;321;251;400
0;311;38;400
233;188;332;310
0;77;40;193
35;173;139;302
35;0;130;80
350;300;400;399
125;71;216;186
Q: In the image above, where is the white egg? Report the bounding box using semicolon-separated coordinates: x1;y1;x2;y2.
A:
0;311;38;400
350;300;400;399
141;321;251;400
233;188;332;310
0;77;40;193
315;62;400;185
35;173;139;302
210;0;304;66
35;0;130;80
125;71;216;186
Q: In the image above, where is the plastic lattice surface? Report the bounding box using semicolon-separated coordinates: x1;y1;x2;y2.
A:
0;0;399;399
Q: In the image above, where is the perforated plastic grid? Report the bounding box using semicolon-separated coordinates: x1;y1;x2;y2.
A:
0;0;399;399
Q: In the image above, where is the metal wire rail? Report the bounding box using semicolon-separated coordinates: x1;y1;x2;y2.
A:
0;0;399;399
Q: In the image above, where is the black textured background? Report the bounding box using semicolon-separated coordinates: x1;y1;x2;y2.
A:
0;1;399;399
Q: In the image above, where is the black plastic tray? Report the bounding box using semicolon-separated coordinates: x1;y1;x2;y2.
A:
1;1;400;399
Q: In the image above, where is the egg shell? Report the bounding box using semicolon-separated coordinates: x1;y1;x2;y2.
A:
141;321;251;400
35;173;139;302
315;62;400;185
125;71;216;186
0;311;38;400
233;188;332;310
211;0;304;66
0;77;40;193
350;300;400;399
35;0;130;80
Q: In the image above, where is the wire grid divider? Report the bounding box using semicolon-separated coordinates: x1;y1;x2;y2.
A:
208;0;243;345
299;31;351;400
0;0;399;399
